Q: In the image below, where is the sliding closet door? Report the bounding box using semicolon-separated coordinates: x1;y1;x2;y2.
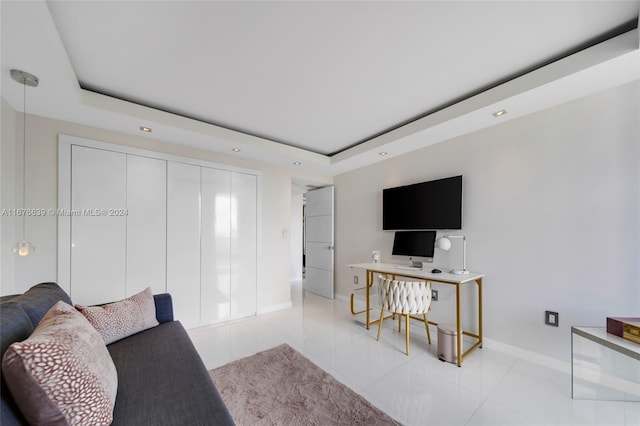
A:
126;155;167;295
167;162;201;329
201;167;232;324
230;172;257;318
60;136;260;328
71;146;126;305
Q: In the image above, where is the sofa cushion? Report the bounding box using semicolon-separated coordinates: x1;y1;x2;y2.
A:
2;301;117;426
152;293;174;324
0;302;33;426
76;287;159;344
11;283;72;327
0;303;33;365
108;321;234;426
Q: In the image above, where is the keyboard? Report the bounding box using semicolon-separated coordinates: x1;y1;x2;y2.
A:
395;266;421;271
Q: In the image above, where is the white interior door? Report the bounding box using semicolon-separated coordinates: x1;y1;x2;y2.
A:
201;167;232;324
230;172;257;317
166;162;201;329
71;146;126;305
305;186;334;299
126;155;167;296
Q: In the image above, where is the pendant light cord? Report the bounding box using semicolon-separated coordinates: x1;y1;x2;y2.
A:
10;69;38;256
22;79;27;240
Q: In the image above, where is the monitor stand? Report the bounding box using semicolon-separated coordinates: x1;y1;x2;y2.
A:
407;257;432;269
410;260;423;269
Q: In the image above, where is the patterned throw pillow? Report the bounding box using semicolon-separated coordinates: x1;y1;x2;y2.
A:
2;301;117;426
75;287;159;344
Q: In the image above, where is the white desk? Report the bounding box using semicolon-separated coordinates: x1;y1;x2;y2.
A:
349;262;484;367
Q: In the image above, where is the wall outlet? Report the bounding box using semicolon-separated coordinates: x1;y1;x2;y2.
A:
545;311;559;327
431;289;438;301
353;275;359;285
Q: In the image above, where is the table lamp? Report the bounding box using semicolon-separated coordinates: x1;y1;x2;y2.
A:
435;235;469;274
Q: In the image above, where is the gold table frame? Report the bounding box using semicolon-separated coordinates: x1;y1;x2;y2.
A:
349;263;484;367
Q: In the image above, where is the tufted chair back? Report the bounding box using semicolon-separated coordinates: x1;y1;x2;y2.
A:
376;275;390;308
375;277;432;355
385;279;431;315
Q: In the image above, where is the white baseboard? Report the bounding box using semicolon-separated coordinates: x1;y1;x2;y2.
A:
337;290;371;306
258;301;293;314
335;293;351;304
482;338;571;374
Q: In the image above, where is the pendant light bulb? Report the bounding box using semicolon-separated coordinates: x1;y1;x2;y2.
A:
14;241;36;256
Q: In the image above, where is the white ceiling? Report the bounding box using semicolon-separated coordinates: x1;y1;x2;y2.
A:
2;1;639;176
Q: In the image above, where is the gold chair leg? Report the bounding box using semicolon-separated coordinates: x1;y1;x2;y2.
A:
424;313;431;344
376;308;385;341
405;314;410;355
398;314;402;333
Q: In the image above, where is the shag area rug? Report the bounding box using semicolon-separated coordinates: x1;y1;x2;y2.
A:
210;344;399;426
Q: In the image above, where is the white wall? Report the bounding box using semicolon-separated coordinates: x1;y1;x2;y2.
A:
1;98;17;295
0;107;332;315
335;81;640;362
290;191;304;281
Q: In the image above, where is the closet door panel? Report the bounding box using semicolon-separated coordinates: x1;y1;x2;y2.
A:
71;146;126;305
126;155;167;296
230;172;257;318
167;162;201;329
201;167;232;324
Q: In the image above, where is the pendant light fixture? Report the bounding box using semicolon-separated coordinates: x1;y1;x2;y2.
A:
10;69;39;257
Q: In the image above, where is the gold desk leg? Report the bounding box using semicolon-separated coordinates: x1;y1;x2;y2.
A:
350;293;367;316
456;283;462;367
350;293;357;315
458;277;484;365
365;270;372;329
478;277;483;348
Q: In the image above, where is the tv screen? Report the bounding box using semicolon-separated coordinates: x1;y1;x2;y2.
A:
392;231;436;258
382;175;462;230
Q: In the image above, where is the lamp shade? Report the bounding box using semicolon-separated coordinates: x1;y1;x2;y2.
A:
435;236;452;251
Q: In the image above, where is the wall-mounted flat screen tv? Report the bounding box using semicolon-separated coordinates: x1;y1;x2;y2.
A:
382;175;462;230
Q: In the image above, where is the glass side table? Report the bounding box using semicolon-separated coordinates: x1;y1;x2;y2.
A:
571;326;640;401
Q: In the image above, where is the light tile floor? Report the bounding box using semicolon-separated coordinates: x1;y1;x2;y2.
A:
188;283;640;426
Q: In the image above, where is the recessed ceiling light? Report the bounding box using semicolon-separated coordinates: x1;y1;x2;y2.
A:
492;109;507;117
293;162;302;166
379;152;388;156
140;126;152;133
232;148;241;152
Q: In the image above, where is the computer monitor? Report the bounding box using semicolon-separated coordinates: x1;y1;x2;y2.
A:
392;231;436;268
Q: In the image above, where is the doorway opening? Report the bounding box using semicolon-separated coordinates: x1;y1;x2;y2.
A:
290;179;335;298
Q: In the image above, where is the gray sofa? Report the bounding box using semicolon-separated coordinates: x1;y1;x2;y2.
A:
1;282;234;425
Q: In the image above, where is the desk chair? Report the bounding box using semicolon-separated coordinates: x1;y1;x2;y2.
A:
376;276;432;355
